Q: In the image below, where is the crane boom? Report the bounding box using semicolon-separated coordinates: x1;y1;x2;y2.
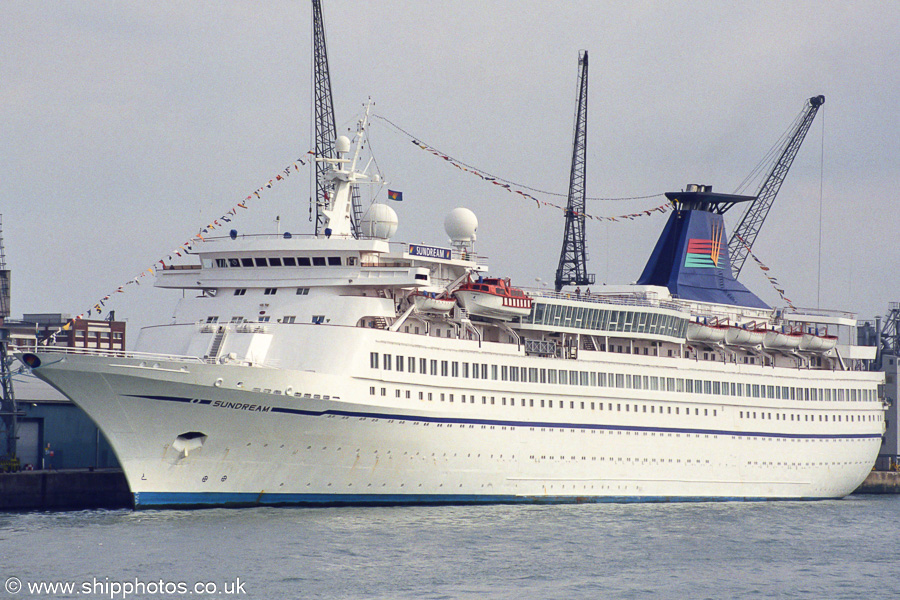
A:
728;95;824;278
312;0;362;238
554;50;595;292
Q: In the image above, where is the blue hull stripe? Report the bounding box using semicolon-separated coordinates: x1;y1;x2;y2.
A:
133;491;835;509
124;394;881;442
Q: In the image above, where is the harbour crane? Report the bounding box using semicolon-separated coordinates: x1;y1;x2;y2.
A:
312;0;364;238
554;51;595;292
727;95;824;278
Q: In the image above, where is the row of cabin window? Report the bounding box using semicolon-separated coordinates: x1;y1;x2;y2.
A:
232;288;310;296
367;385;717;416
214;256;352;268
524;302;689;338
369;351;877;403
205;315;301;324
739;410;880;423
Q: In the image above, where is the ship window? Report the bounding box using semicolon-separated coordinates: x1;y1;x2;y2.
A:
298;257;311;266
241;258;254;267
381;388;386;396
313;257;326;266
230;316;244;323
449;394;454;402
283;257;296;266
328;256;342;266
615;374;624;388
259;316;270;323
441;361;448;376
296;288;310;295
428;393;432;401
420;358;427;373
206;316;219;323
396;356;404;372
452;362;459;377
464;363;471;378
223;258;237;267
370;386;375;395
283;316;296;323
264;288;277;295
704;381;712;394
430;360;437;375
269;257;283;267
216;258;228;268
312;315;325;324
529;368;538;383
383;354;392;370
408;357;415;373
234;289;247;296
541;400;545;407
255;258;268;267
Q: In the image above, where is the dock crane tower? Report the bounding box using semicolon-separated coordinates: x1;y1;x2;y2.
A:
0;214;16;465
554;51;595;292
312;0;364;238
727;95;825;278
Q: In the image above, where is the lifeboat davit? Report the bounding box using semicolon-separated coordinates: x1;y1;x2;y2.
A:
454;277;532;321
410;290;456;314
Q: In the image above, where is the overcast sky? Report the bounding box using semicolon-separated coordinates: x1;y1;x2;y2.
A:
2;0;898;339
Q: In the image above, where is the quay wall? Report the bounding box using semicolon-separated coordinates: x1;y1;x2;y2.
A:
0;469;131;511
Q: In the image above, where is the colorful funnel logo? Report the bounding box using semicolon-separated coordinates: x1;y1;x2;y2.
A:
684;222;724;268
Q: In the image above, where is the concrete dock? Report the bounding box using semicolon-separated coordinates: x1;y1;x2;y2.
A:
853;470;900;495
0;468;131;511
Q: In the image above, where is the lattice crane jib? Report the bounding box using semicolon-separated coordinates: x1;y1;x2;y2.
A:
728;95;824;279
555;51;595;292
312;0;336;235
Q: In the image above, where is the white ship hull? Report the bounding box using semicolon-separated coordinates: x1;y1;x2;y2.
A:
27;326;884;508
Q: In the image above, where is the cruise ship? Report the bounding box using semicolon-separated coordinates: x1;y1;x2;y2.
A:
22;98;885;507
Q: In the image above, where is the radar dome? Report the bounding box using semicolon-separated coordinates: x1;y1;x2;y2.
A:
360;203;399;240
335;135;351;154
444;207;478;243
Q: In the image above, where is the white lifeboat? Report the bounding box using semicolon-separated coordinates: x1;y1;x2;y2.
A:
686;318;729;344
410;290;456;314
725;323;767;347
763;329;803;351
454;277;532;321
799;332;838;352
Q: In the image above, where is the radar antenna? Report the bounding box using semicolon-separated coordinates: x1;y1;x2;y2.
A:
554;51;595;292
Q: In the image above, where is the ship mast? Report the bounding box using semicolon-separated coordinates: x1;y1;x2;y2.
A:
555;51;595;292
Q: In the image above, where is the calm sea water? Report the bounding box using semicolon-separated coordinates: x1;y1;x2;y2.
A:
2;496;899;599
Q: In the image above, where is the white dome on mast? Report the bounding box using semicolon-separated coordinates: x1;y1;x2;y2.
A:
360;203;398;240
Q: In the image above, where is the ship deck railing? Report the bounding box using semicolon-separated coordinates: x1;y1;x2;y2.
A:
524;288;688;312
26;346;205;364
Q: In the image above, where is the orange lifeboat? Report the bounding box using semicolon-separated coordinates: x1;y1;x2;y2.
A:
454;277;532;320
